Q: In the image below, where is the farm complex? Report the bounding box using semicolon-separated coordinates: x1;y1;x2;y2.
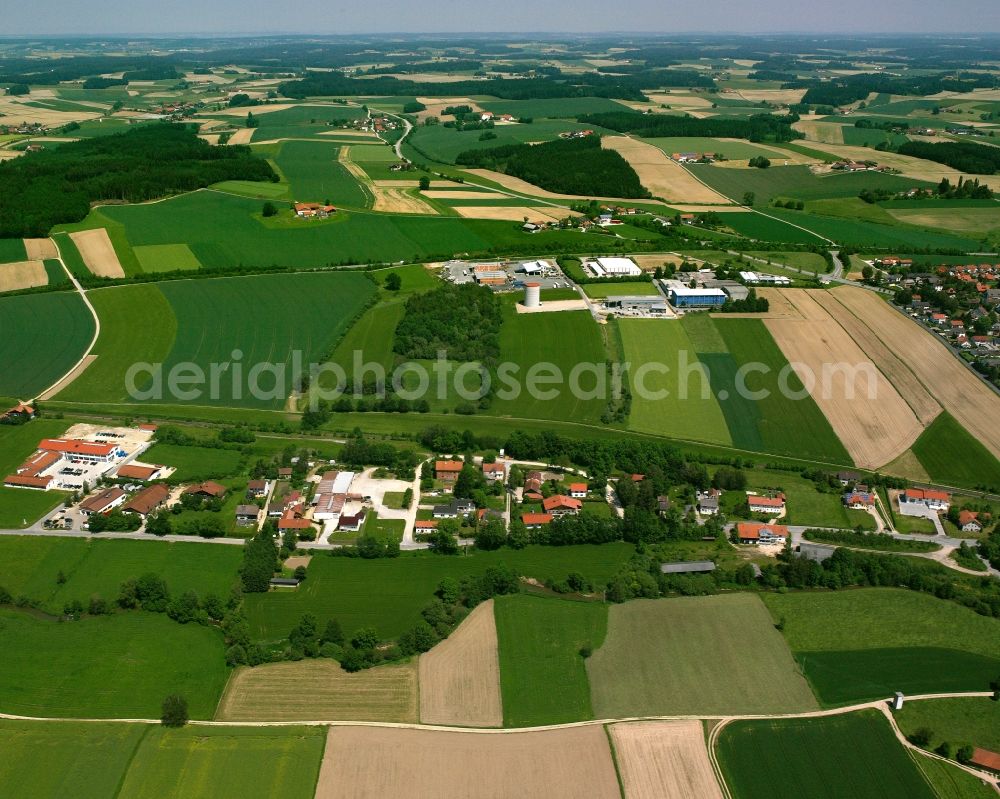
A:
1;27;1000;799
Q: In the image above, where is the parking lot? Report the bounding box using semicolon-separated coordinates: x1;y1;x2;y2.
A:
441;259;571;291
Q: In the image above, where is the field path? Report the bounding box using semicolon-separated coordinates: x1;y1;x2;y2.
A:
31;238;101;403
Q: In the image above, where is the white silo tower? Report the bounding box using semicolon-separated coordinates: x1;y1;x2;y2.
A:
524;282;541;308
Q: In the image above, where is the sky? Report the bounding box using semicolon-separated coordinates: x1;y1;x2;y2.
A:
4;0;999;36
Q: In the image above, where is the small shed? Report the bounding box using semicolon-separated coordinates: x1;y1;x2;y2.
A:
659;561;716;574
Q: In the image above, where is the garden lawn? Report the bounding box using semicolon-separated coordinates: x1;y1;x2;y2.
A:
911;412;1000;491
243;544;632;642
743;470;856;528
0;720;145;799
117;725;326;799
0;536;241;614
141;443;245;481
717;710;935;799
490;306;608;424
620;318;732;446
0;291;94;399
587;595;817;717
494;594;607;727
56;284;178;403
0;610;227;718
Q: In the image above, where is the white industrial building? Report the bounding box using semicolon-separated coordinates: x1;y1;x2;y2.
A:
584;257;642;278
740;271;792;286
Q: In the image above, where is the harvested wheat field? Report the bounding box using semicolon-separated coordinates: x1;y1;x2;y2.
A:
668;204;742;212
0;261;47;292
374;179;451;188
314;725;621;799
23;238;57;261
421;190;503;199
602;136;731;203
453;205;563;222
610;721;724;799
792;118;845;144
415;96;484;122
215;659;418;722
68;229;125;278
339;147;437;214
881;448;932;483
736;88;808;105
198;133;221;145
418;600;502;727
0;98;102;127
812;290;940;425
830;286;1000;460
210;103;298;116
226;128;255;145
462;168;670;206
765;290;923;468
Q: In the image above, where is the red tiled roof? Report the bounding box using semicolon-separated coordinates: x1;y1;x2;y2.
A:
414;520;439;530
569;483;588;493
905;488;951;503
737;521;789;540
435;460;464;473
278;514;314;530
183;480;227;497
521;513;553;526
971;748;1000;773
543;495;583;512
19;450;60;477
80;487;126;513
40;439;115;457
748;494;785;508
958;510;981;527
4;474;53;489
117;464;161;480
482;463;505;473
122;484;169;515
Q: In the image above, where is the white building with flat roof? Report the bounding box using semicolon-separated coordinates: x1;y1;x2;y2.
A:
585;257;642;278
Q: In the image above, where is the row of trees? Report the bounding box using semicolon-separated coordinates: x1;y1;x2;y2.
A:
898;140;1000;175
577;111;800;143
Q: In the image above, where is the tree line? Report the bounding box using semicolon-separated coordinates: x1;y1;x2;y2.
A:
0;123;277;237
577;111;800;143
897;140;1000;175
456;136;650;199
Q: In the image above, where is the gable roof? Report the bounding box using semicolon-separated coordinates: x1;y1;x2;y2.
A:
542;495;583;512
435;460;464;473
737;521;789;540
521;512;553;526
40;439;115;457
121;483;169;515
117;464;161;481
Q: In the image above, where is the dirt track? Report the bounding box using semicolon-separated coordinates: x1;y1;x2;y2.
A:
602;136;732;204
418;600;502;727
339;147;437;214
610;721;724;799
765;290;924;469
314;725;620;799
68;229;125;278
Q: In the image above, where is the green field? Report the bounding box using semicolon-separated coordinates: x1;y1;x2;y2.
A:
244;544;633;642
763;589;1000;705
587;595;818;717
911;412;1000;490
647;137;791;161
118;726;325;799
242;104;367;140
717;710;936;799
897;697;1000;754
0;720;147;799
620;318;732;446
494;594;607;727
57;284;178;402
133;243;202;272
0;536;241;614
490;306;608;423
743;470;865;528
273;140;371;208
97;190;594;268
0;420;72;527
911;753;999;799
0;291;94;399
0;609;227;718
0;238;27;263
581;281;659;298
142;443;245;481
722;212;831;244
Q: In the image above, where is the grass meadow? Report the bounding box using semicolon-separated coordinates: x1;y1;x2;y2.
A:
141;443;245;481
0;720;146;799
244;104;367;141
0;291;94;399
0;610;227;718
0;536;241;614
0;238;27;263
118;726;326;799
273;140;372;208
244;544;632;642
911;412;1000;490
494;594;607;727
911;754;999;799
896;697;1000;757
587;595;818;717
717;710;936;799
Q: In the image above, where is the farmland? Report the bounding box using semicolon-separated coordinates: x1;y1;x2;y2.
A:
716;710;936;799
0;536;240;614
494;594;607;726
587;595;818;717
141;443;245;481
244;544;633;642
0;610;227;718
911;411;1000;490
609;721;725;799
272;140;372;208
896;696;1000;754
0;291;94;399
118;726;326;799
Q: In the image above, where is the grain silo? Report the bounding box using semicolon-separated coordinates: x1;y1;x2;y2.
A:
523;282;541;308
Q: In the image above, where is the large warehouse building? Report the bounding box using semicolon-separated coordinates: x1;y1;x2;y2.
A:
663;280;728;308
584;257;642;278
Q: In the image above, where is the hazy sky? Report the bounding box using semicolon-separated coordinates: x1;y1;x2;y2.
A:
4;0;999;36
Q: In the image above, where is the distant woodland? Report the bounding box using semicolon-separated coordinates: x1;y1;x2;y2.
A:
456;136;650;199
577;112;800;142
898;140;1000;175
0;124;276;237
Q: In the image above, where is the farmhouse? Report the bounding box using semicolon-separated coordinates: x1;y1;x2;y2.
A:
542;495;582;516
837;471;861;486
659;560;716;574
337;510;366;532
958;510;984;533
482;463;506;481
747;493;786;515
79;487;127;516
663;280;727;309
843;490;876;509
116;464;166;482
236;505;261;527
435;460;464;482
2;402;36;422
183;480;227;499
583;257;642;278
246;479;269;499
121;484;169;518
277;513;314;534
698;489;720;516
524;471;543;494
737;522;788;545
969;749;1000;775
900;488;951;513
569;483;588;499
521;512;553;529
294;202;336;219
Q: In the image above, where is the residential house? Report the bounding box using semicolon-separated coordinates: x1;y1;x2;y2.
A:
698;489;720;516
236;505;261;527
246;479;269;499
843;490;876;510
432;499;474;519
521;512;553;529
542;495;582;516
414;520;439;533
747;493;785;515
435;460;464;483
737;522;788;545
837;471;861;486
267;502;285;518
482;463;506;482
524;471;543;494
958;510;984;533
277;513;314;534
2;402;36;422
278;467;293;479
121;484;170;518
183;481;227;499
337;510;366;532
569;483;588;499
969;749;1000;775
117;464;166;482
79;487;128;516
